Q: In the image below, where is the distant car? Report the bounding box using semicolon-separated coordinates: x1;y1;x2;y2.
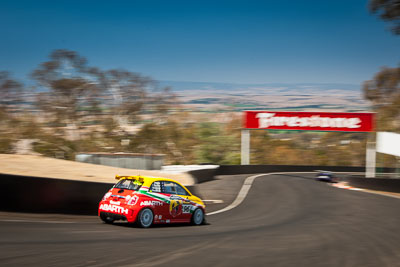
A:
315;171;338;183
99;175;206;228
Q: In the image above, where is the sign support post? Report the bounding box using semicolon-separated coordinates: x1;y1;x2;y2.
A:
366;140;376;178
241;129;250;165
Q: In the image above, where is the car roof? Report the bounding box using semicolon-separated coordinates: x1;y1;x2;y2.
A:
115;175;182;184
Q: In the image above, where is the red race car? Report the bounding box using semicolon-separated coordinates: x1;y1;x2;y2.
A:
99;175;206;228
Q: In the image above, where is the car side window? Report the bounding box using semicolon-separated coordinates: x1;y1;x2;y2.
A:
150;181;162;193
175;183;189;196
163;181;177;194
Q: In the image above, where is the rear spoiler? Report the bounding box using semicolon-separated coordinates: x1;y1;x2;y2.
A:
115;175;145;183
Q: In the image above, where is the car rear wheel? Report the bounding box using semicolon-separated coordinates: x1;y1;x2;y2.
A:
191;208;204;226
137;208;153;228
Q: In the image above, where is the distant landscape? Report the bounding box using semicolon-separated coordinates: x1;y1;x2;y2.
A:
160;81;369;113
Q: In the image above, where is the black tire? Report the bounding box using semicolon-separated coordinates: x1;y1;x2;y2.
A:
136;208;154;228
191;208;205;226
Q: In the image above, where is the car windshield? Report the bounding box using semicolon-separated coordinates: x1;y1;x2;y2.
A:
114;179;143;191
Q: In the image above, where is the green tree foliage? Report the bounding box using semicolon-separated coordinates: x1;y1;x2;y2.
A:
0;71;23;112
0;72;26;153
363;66;400;131
195;122;240;164
127;118;242;165
369;0;400;34
28;49;176;158
366;0;400;132
98;69;150;125
32;50;102;133
249;130;366;166
366;1;400;168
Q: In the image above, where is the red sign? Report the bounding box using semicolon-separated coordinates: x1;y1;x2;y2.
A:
244;111;375;132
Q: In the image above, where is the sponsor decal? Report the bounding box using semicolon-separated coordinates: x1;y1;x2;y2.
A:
127;195;139;205
166;219;170;223
169;199;183;217
102;192;112;201
182;205;191;214
99;204;129;215
244;111;375;132
126;195;131;200
142;191;170;203
159;215;162;219
257;113;361;129
109;200;120;205
154;215;158;220
140;200;164;206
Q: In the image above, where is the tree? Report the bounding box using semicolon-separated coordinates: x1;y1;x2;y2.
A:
0;71;24;113
363;66;400;131
32;49;102;139
98;69;176;127
98;69;149;126
369;0;400;34
194;122;240;164
0;72;25;153
365;1;400;132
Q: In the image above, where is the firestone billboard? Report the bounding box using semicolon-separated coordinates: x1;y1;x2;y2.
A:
244;111;375;132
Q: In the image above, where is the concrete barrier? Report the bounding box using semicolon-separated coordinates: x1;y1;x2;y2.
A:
217;165;365;176
0;173;200;215
76;153;165;170
0;173;112;215
188;168;218;183
345;176;400;193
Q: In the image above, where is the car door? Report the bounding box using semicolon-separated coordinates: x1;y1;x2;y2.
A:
163;181;192;222
174;182;193;221
147;181;170;223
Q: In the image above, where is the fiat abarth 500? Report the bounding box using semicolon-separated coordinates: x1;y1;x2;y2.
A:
98;175;206;228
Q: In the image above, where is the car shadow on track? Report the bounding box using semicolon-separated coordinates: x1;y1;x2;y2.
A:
105;221;209;229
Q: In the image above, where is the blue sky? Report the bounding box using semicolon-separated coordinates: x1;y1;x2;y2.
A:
0;0;399;85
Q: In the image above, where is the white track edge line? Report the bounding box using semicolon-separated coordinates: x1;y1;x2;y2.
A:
205;171;392;216
206;172;316;216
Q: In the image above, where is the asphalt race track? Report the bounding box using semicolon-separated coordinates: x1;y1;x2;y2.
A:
1;173;400;267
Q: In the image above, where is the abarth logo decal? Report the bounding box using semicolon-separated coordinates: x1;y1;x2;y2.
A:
100;204;129;215
140;200;164;206
169;199;183;217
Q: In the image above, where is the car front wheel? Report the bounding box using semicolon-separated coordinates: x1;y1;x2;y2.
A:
137;208;153;228
191;208;204;226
